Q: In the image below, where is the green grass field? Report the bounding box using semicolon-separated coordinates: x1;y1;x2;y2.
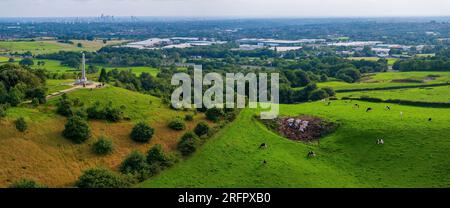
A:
140;101;450;187
102;66;160;76
0;40;125;55
46;79;74;94
338;85;450;103
318;71;450;91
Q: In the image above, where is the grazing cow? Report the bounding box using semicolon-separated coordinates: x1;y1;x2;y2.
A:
428;118;432;122
307;151;316;158
259;143;268;149
377;139;385;145
386;106;391;111
353;104;360;108
366;107;373;112
262;160;267;165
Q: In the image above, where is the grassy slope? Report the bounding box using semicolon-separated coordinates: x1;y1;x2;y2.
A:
338;85;450;103
0;86;208;187
318;71;450;90
140;101;450;187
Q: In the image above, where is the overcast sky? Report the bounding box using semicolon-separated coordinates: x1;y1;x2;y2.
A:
0;0;449;18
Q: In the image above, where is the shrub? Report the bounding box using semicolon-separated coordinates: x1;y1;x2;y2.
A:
104;106;123;122
130;122;154;143
308;89;329;101
56;94;73;117
119;151;150;181
184;114;194;121
62;116;91;144
322;87;336;97
15;117;27;132
177;132;200;156
9;179;46;188
168;117;186;130
75;168;130;188
92;137;114;155
205;107;224;122
194;122;210;137
146;144;172;168
86;103;106;120
0;105;6;118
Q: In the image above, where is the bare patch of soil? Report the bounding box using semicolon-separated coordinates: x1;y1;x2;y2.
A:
260;115;338;142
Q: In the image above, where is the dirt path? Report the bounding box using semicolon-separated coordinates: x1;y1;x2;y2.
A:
22;82;105;104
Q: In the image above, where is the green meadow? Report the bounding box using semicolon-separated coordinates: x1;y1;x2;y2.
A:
339;85;450;103
140;101;450;188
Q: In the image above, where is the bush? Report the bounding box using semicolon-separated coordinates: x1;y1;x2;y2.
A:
62;116;91;144
9;179;46;188
130;122;154;143
322;87;336;97
168;117;186;130
15;117;27;132
205;107;224;122
56;94;73;117
194;122;210;137
104;106;123;122
308;89;329;101
0;105;6;118
119;151;150;181
86;103;106;120
75;168;130;188
146;144;172;168
185;114;194;121
92;137;114;155
177;132;200;156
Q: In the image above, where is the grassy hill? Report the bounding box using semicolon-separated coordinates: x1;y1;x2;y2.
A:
0;86;208;187
140;101;450;188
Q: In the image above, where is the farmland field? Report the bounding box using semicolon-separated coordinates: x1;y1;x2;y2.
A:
338;85;450;103
140;101;450;188
0;40;125;55
318;71;450;91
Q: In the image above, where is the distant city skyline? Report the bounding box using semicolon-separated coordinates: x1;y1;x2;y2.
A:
0;0;449;18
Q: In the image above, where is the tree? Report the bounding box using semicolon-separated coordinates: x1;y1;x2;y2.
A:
205;107;224;122
294;70;311;87
8;58;14;63
19;58;34;67
337;68;361;83
77;43;83;48
119;151;149;180
308;89;329;101
168;117;186;130
62;116;91;144
322;87;336;97
130;122;154;143
98;68;109;82
75;168;130;188
15;117;27;132
56;94;73;117
177;132;200;156
92;137;114;155
146;144;171;167
194;122;210;137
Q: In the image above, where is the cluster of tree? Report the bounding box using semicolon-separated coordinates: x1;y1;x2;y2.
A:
280;83;336;104
0;64;47;108
393;57;450;71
